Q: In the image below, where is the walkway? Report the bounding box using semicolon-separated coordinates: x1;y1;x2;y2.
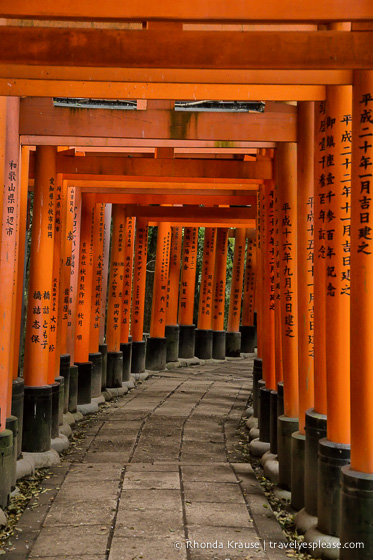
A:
6;358;288;560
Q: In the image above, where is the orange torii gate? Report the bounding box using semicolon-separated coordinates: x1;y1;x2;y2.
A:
0;8;373;557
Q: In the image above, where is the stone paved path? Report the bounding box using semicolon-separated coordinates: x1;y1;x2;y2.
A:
6;357;289;560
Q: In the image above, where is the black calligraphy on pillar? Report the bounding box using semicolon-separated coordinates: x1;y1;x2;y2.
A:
356;92;373;256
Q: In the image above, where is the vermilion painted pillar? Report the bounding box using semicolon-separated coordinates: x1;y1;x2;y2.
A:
106;205;125;387
291;102;315;510
276;143;299;490
131;219;149;373
317;84;352;539
303;101;328;519
0;97;19;504
23;145;57;453
256;189;263;360
212;228;229;359
120;216;135;381
88;201;105;397
178;227;198;359
195;227;217;360
57;184;75;413
226;227;246;357
74;193;95;406
66;188;82;366
241;235;257;353
165;225;182;362
146;222;171;371
98;203;112;389
340;69;373;560
258;182;276;447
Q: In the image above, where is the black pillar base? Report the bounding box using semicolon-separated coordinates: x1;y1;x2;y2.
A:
179;324;195;359
23;385;52;453
5;416;17;490
59;354;70;414
225;331;241;357
120;342;132;382
253;358;263;418
89;352;103;397
54;376;64;426
165;325;179;363
107;352;123;387
99;343;107;391
145;337;167;371
0;429;13;509
50;382;60;439
259;386;271;443
195;329;213;360
277;381;284;418
11;377;24;458
270;390;278;454
68;364;78;413
131;341;146;374
340;466;373;560
305;409;327;517
277;415;299;490
291;431;305;511
318;438;350;537
257;379;266;429
75;362;92;405
212;330;226;360
240;325;257;353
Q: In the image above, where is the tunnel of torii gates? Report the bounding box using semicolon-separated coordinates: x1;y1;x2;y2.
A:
1;5;373;559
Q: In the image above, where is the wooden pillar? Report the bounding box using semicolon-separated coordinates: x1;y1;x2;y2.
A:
0;97;20;428
339;69;373;560
99;203;112;347
23;145;57;387
297;102;315;435
178;227;198;359
276;142;299;491
226;227;246;357
146;223;171;370
120;216;135;345
211;228;229;360
130;219;148;372
106;205;125;353
166;226;182;327
66;188;82;365
256;190;263;359
58;184;74;359
89;202;105;354
74;194;95;363
47;173;63;383
242;236;256;328
195;227;217;359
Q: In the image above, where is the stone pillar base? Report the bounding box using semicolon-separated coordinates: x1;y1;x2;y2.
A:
277;414;299;490
305;409;327;517
89;352;103;397
225;331;241;357
131;340;146;373
179;325;195;359
50;382;60;440
120;342;132;382
318;438;350;537
75;361;93;405
145;337;167;371
5;416;17;490
106;351;123;388
253;358;263;417
240;324;257;353
165;325;179;363
23;385;52;453
212;330;226;360
68;364;78;413
98;343;107;391
340;466;373;560
259;386;271;443
54;376;64;426
195;329;213;360
59;354;70;414
291;431;305;511
11;377;24;458
0;429;13;509
270;390;278;454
